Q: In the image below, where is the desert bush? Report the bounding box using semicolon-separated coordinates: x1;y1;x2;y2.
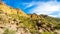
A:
3;29;16;34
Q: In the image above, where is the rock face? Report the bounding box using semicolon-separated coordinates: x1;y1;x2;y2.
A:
0;2;28;17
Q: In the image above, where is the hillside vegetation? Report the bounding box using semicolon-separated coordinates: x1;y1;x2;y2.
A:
0;1;60;34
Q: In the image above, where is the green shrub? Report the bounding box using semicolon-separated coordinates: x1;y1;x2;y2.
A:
40;31;53;34
3;29;16;34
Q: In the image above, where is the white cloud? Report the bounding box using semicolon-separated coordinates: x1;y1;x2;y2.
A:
22;0;60;18
23;0;60;17
22;2;35;9
30;1;60;15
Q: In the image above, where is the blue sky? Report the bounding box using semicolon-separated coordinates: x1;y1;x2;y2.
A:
2;0;60;17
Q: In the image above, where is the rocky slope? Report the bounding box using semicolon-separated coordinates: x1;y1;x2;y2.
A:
0;2;28;17
0;1;60;34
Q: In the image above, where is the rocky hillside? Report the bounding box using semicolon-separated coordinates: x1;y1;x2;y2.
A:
0;1;60;34
0;2;28;17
